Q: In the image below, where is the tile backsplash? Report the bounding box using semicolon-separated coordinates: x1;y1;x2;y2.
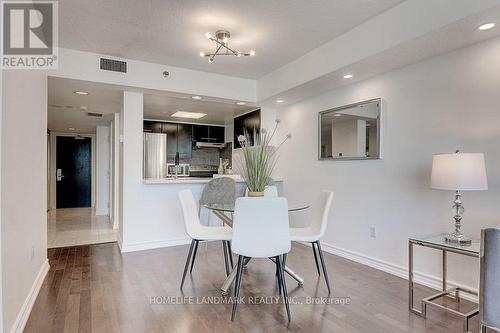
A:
182;148;220;166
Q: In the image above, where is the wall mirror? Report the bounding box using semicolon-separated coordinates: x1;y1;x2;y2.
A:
319;98;382;160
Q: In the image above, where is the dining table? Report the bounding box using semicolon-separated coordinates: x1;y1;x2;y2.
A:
204;201;310;295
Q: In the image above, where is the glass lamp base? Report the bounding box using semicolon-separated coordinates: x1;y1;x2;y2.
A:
444;233;472;246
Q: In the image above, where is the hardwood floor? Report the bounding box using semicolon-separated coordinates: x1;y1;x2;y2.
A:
25;242;480;332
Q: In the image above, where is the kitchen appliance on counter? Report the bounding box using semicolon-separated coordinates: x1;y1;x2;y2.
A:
143;133;168;178
167;163;190;177
189;165;218;178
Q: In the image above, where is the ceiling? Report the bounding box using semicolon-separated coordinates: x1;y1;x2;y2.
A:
143;94;255;124
47;77;255;133
48;78;122;133
59;0;403;79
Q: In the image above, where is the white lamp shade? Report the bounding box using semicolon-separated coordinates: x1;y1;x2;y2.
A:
431;153;488;191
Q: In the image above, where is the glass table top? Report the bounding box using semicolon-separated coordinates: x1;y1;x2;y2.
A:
204;202;310;213
410;234;480;255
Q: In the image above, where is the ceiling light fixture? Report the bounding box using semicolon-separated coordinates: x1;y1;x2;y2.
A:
191;96;202;100
68;127;75;131
236;101;247;105
333;113;342;117
478;23;495;31
343;74;353;79
200;30;255;63
276;99;284;103
74;91;89;95
171;111;207;119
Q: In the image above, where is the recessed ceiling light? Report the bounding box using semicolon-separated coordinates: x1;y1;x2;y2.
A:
191;96;202;100
74;91;89;95
276;99;284;103
68;127;75;131
236;101;246;105
171;111;207;119
478;23;495;31
79;106;88;110
343;74;353;79
333;113;342;117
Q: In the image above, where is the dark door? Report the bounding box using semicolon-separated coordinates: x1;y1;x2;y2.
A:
56;136;92;208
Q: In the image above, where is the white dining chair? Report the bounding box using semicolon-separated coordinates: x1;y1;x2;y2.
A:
243;185;278;197
480;228;500;333
289;191;333;294
178;189;233;289
231;197;291;322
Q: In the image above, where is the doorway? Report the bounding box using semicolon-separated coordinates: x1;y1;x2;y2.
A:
56;136;92;208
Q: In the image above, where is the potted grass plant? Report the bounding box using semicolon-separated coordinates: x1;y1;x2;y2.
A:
237;120;291;197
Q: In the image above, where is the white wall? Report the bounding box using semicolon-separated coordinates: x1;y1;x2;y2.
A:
52;48;257;102
275;37;500;291
1;71;48;333
96;125;111;215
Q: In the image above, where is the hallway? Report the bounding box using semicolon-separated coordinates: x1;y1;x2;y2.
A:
47;208;117;248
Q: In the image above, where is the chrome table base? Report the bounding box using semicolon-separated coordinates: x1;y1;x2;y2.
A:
212;210;305;295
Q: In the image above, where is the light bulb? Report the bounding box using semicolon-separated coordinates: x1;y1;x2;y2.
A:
249;50;255;56
478;23;495;31
199;52;205;57
208;58;214;63
205;32;212;39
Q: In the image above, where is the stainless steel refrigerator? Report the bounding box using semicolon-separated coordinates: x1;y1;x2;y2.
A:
143;133;167;178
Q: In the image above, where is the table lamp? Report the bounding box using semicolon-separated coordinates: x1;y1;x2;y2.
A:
430;150;488;245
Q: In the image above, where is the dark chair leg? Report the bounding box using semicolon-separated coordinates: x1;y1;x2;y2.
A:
180;240;196;289
312;242;321;275
275;256;282;296
231;255;245;321
278;255;291;322
316;241;331;294
227;241;234;268
283;253;287;267
222;241;230;276
189;240;199;274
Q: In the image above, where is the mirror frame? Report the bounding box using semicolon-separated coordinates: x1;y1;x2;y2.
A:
318;98;383;161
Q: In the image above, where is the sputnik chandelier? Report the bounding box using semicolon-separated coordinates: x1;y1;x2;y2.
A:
199;30;255;63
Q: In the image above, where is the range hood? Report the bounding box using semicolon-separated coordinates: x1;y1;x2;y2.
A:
195;142;226;149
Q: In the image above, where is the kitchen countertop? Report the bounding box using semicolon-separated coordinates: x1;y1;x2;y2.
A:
143;177;283;184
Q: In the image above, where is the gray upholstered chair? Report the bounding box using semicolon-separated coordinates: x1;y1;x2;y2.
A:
188;177;236;276
480;228;500;333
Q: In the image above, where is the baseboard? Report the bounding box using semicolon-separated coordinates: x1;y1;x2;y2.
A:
117;234;123;251
120;237;191;253
312;241;478;303
10;259;50;333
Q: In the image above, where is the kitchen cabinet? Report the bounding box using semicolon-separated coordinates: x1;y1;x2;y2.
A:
143;121;162;133
143;121;192;161
192;125;225;143
161;122;193;161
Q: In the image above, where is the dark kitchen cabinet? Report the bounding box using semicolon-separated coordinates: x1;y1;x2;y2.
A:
210;126;225;142
143;121;192;161
161;122;193;161
192;125;225;142
143;121;162;133
234;109;261;148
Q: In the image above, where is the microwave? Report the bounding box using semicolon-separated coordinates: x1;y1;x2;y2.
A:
167;163;190;177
